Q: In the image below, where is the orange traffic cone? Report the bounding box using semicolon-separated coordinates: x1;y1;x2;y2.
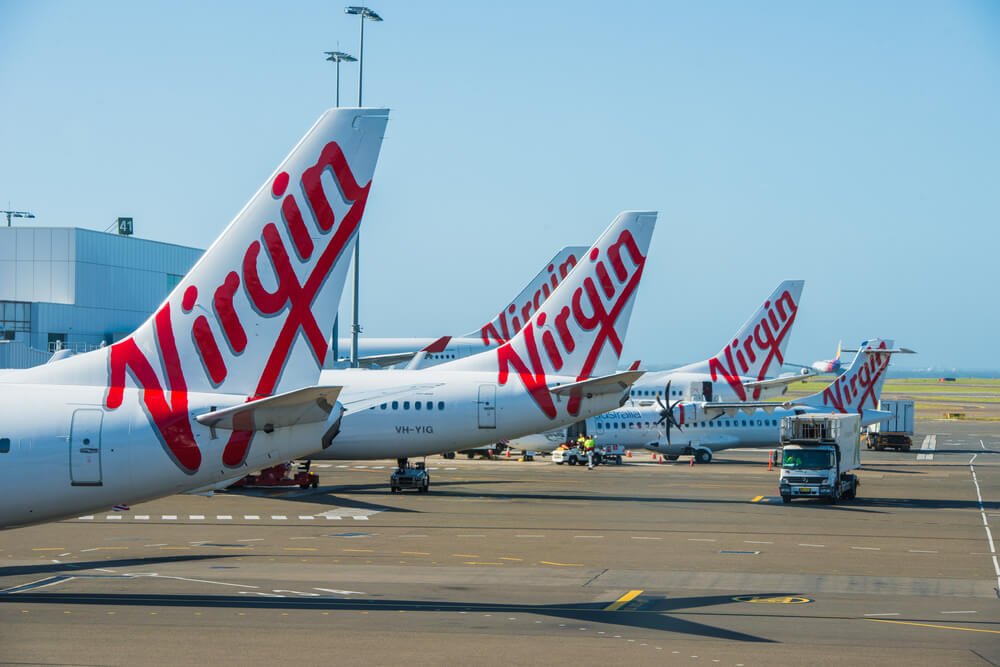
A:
505;449;510;458
626;450;632;458
690;456;694;467
651;453;656;460
659;455;665;464
768;451;773;471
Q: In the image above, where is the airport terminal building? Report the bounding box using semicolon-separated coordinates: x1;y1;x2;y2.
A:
0;226;202;368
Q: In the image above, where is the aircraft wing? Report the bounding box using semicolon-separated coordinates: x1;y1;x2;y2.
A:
196;386;343;431
699;401;786;419
550;370;645;398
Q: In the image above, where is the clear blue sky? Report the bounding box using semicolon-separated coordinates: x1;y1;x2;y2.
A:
2;1;998;371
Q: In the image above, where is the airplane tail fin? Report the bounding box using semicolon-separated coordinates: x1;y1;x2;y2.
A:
799;339;895;414
106;108;389;400
443;211;657;416
834;341;842;362
464;246;589;348
700;280;804;400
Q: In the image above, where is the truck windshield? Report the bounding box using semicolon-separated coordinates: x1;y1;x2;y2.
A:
782;450;834;470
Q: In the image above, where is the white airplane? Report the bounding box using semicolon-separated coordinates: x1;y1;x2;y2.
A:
507;279;808;454
542;338;904;464
0;107;389;529
302;211;657;480
329;246;588;369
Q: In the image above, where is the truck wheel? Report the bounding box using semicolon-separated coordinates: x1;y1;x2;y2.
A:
695;450;712;464
391;487;398;493
615;456;622;465
555;461;564;465
781;495;791;504
569;457;577;466
666;455;679;461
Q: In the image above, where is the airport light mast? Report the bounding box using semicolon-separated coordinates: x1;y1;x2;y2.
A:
3;210;35;227
344;5;382;368
324;50;357;107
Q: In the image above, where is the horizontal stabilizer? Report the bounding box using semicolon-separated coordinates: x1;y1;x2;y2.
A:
195;386;343;431
742;373;813;393
842;347;916;354
357;352;418;368
550;370;645;398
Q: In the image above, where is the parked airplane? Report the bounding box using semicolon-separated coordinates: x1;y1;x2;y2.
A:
506;279;807;455
536;338;903;464
0;107;389;529
329;246;588;369
305;211;658;488
785;341;845;375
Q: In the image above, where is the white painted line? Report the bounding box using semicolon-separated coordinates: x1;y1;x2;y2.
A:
135;515;149;521
851;546;881;551
799;544;825;548
372;466;385;469
573;535;604;539
162;515;177;520
325;516;343;520
968;454;1000;592
189;515;204;520
352;516;369;521
688;538;716;542
145;543;167;547
271;516;287;520
908;549;937;553
336;465;348;468
244;515;260;520
516;535;545;538
631;536;662;540
446;467;457;470
941;610;977;614
863;613;900;617
238;538;264;542
80;548;99;552
298;516;315;520
745;541;773;544
106;515;122;520
916;434;936;461
59;553;71;557
315;464;331;468
457;534;485;537
355;466;368;469
400;535;428;538
217;515;232;520
78;516;94;520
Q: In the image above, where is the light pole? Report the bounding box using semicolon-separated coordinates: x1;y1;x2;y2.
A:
2;210;35;227
324;51;357;107
344;5;382;368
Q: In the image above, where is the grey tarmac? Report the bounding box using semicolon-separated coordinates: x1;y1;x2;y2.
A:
1;419;998;666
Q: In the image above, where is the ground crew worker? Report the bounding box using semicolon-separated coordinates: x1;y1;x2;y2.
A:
584;436;596;469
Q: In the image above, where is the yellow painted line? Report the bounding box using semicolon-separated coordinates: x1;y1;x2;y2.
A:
499;557;523;561
94;546;130;550
464;561;504;565
866;619;1000;635
751;496;763;503
604;589;643;611
283;547;317;551
452;554;479;557
539;561;584;567
401;552;430;555
31;548;65;551
343;549;373;552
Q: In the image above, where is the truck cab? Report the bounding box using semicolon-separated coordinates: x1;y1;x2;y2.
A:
779;414;860;504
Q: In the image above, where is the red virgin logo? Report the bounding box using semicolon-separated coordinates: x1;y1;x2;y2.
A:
480;254;578;347
496;230;645;419
708;289;798;400
821;342;890;414
104;141;371;473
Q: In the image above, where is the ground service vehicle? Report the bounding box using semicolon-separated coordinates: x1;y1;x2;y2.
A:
551;444;625;465
779;413;861;504
865;399;914;451
390;459;429;493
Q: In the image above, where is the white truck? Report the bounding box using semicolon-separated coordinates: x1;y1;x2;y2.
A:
864;399;914;451
778;413;861;504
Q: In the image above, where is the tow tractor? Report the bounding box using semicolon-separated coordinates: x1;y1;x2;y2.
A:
551;443;626;466
390;458;430;493
229;461;318;490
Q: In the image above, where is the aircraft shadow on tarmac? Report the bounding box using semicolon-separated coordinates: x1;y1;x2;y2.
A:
0;588;773;642
0;554;229;578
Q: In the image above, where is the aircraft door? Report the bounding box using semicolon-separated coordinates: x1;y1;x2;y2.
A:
477;385;496;429
702;381;713;402
70;409;104;486
564;421;587;443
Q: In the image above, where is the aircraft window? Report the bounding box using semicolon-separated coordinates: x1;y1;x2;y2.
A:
724;420;730;427
0;438;8;453
757;420;762;426
403;401;410;410
438;401;445;410
415;401;421;410
741;420;747;427
613;423;619;429
392;401;399;410
380;403;387;410
426;401;433;410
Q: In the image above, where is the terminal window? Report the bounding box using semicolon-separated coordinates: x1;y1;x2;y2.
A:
0;301;30;334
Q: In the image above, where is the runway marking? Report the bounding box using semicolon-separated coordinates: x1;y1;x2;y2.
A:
604;590;644;611
908;550;937;553
967;454;1000;592
941;610;977;614
105;515;122;520
402;552;430;555
916;435;936;461
516;535;545;538
799;544;825;548
499;557;523;561
244;515;260;520
189;515;204;520
30;548;64;551
400;535;428;538
135;515;149;520
162;515;177;520
217;515;232;520
298;515;315;520
238;538;264;542
78;516;93;520
540;561;583;567
851;546;881;551
314;588;365;595
745;540;772;544
343;549;373;553
631;536;662;540
271;515;288;520
688;538;716;542
452;554;479;557
864;612;900;617
353;516;369;521
573;535;604;539
464;561;504;565
751;496;763;502
283;547;317;552
336;465;348;468
866;619;1000;635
